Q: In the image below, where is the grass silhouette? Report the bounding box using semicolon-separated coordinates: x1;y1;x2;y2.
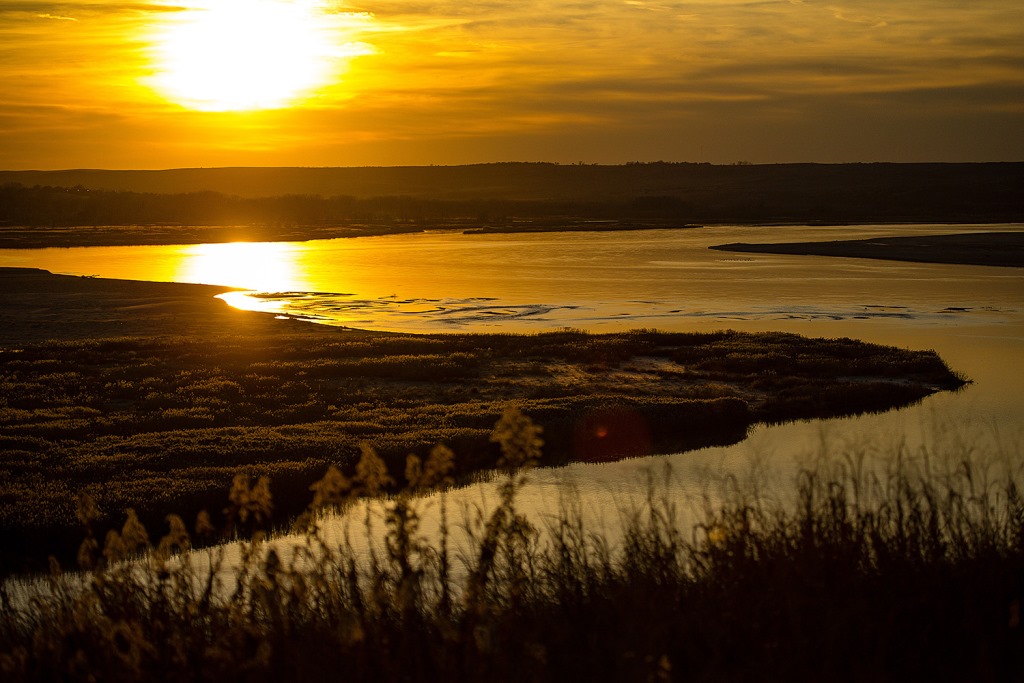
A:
2;409;1021;681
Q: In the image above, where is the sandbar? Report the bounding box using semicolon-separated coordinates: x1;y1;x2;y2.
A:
0;267;339;345
710;231;1024;268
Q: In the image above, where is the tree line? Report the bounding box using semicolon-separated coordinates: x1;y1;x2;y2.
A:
2;161;1022;228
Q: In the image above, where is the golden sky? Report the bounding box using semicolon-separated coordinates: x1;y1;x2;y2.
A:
1;0;1022;168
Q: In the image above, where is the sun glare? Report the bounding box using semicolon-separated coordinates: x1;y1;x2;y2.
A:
147;0;364;112
177;241;308;292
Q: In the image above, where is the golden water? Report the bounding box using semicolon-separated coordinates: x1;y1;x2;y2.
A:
2;223;1022;517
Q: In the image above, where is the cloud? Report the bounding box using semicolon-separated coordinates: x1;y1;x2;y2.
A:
827;5;887;28
0;2;186;15
0;0;1021;166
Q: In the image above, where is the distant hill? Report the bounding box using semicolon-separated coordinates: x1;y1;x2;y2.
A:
1;162;1021;228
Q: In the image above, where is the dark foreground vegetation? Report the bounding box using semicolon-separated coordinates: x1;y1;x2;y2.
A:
1;411;1021;681
1;162;1021;247
0;324;965;574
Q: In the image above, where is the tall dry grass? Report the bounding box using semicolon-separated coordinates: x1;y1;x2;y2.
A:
1;409;1021;681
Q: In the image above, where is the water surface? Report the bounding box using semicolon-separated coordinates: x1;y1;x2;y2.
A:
3;223;1022;529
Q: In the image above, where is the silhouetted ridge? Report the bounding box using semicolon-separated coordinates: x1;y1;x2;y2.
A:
0;162;1020;228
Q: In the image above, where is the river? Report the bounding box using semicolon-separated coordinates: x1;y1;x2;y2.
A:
2;223;1022;541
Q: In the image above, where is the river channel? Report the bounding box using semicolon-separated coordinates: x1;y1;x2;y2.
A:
2;223;1022;543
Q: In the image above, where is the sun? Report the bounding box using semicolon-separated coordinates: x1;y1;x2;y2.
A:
147;0;360;112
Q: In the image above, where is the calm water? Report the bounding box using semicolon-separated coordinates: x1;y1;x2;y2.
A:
3;223;1023;539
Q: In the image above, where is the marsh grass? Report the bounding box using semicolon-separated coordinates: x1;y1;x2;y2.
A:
2;409;1022;682
0;328;965;572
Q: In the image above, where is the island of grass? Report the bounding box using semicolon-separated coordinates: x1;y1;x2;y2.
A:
0;268;966;573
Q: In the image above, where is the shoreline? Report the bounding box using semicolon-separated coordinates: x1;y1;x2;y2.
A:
0;267;342;345
0;223;425;250
710;230;1024;268
1;220;1022;250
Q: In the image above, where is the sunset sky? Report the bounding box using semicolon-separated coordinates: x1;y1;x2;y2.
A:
1;0;1022;169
